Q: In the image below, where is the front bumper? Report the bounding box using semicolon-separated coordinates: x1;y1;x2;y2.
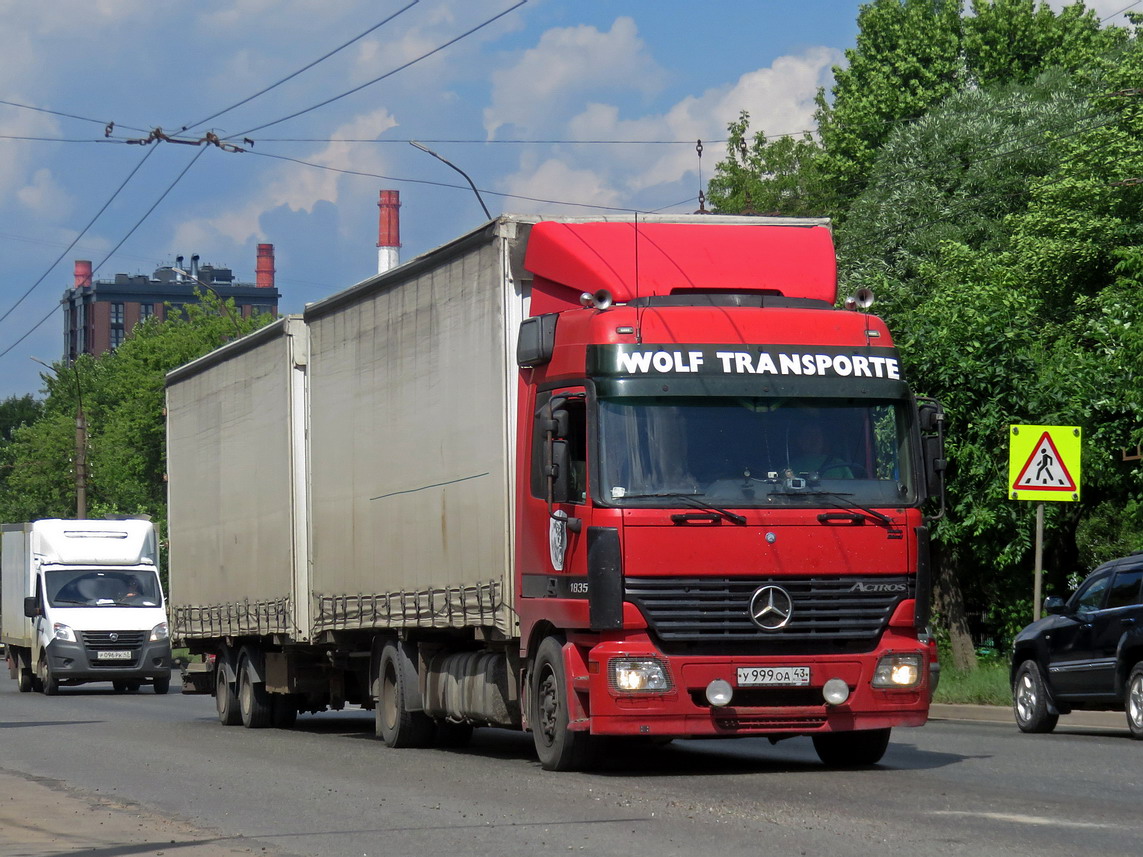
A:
45;637;172;683
572;637;931;738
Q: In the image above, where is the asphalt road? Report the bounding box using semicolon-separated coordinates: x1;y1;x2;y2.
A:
0;679;1139;857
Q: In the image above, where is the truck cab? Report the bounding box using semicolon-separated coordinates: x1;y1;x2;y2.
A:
4;519;172;695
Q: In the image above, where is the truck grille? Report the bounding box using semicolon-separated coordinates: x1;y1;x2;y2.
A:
624;575;912;656
81;631;146;648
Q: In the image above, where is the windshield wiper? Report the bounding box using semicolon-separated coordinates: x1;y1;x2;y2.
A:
781;489;895;528
620;491;747;526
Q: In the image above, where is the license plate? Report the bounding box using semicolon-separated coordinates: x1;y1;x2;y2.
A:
96;650;132;661
737;666;810;687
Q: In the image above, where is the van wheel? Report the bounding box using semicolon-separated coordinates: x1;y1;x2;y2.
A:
113;680;128;693
153;675;170;695
812;728;891;767
38;656;59;696
238;656;272;728
1126;664;1143;739
215;660;241;726
531;636;592;771
1013;661;1058;733
18;668;33;693
375;642;434;748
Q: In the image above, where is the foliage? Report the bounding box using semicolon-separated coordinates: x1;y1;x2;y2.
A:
933;659;1011;706
709;2;1143;659
0;292;271;557
0;394;43;443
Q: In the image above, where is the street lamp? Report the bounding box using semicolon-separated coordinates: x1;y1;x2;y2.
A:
31;357;86;519
409;141;492;220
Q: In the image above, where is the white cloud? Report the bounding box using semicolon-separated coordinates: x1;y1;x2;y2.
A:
496;45;840;211
171;107;398;249
16;169;72;218
500;158;624;215
484;16;665;139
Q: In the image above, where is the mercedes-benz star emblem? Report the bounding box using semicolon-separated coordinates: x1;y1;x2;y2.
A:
109;632;119;642
748;585;793;631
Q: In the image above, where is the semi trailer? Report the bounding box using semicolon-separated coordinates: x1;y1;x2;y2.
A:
167;214;946;770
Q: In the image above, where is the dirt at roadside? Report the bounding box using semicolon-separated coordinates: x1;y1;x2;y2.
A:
0;767;284;857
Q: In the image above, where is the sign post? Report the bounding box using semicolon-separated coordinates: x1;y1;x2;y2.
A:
1008;425;1081;620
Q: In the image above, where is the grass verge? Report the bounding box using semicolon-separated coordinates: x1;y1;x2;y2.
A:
933;659;1011;706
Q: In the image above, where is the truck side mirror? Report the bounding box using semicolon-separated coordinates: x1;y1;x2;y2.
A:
23;596;41;618
547;439;573;504
916;396;947;516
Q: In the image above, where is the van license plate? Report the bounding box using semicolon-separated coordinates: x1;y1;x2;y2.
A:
737;666;810;687
97;650;132;661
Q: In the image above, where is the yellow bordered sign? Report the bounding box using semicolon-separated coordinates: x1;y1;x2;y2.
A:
1008;425;1081;502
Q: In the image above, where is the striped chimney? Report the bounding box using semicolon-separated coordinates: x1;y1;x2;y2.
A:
377;190;401;274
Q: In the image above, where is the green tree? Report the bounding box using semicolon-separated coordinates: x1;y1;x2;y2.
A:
0;394;43;443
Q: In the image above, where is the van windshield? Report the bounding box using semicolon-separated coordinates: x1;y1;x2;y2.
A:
597;396;916;508
45;569;162;607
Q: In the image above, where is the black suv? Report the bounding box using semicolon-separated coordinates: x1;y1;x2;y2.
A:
1010;552;1143;736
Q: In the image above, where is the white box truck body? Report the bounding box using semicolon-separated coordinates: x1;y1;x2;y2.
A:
2;518;172;694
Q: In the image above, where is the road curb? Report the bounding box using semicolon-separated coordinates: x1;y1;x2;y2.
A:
930;702;1128;730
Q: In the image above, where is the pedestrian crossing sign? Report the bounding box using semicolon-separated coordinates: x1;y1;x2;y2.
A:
1008;425;1081;502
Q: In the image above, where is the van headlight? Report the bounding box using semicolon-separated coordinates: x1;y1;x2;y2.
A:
609;658;672;693
52;623;76;643
149;622;169;642
872;652;923;689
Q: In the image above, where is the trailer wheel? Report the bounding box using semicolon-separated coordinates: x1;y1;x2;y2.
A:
531;636;592;772
375;642;434;748
238;655;273;728
37;654;59;696
215;660;241;726
812;728;891;767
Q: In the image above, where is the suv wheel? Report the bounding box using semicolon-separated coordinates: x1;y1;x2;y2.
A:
1126;664;1143;739
1013;661;1058;733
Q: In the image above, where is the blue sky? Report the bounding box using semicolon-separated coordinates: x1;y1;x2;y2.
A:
0;0;1132;398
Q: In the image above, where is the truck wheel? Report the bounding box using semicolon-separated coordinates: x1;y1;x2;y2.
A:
1013;660;1058;733
531;636;592;772
1126;664;1143;739
37;655;59;696
215;661;241;726
153;675;171;695
812;728;891;767
238;656;273;728
375;643;434;748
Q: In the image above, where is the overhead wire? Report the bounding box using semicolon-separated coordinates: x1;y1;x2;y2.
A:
0;146;208;362
179;0;420;134
228;0;527;139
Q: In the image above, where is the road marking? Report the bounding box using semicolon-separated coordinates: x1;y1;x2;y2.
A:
932;811;1112;829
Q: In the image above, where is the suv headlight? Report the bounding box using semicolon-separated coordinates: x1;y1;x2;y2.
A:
609;658;672;693
52;622;76;643
149;622;169;642
872;652;923;689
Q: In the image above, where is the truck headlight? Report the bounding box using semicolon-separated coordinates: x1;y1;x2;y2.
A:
872;652;923;689
52;623;76;643
609;658;672;693
149;622;169;642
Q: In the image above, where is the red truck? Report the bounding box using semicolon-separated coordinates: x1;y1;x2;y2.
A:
168;214;945;771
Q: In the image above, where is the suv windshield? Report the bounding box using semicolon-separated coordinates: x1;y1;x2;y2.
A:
598;396;915;508
45;569;163;607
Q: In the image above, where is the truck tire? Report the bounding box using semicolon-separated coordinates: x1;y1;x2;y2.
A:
812;728;891;767
1126;664;1143;739
37;655;59;696
238;655;273;728
531;636;592;772
215;660;241;726
375;642;435;748
1013;660;1058;733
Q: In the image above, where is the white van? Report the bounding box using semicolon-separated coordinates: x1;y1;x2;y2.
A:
1;519;171;694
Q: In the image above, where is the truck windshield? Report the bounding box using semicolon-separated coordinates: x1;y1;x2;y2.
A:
44;569;163;608
597;396;916;508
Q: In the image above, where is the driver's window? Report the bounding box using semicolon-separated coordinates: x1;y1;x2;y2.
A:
1074;575;1111;613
